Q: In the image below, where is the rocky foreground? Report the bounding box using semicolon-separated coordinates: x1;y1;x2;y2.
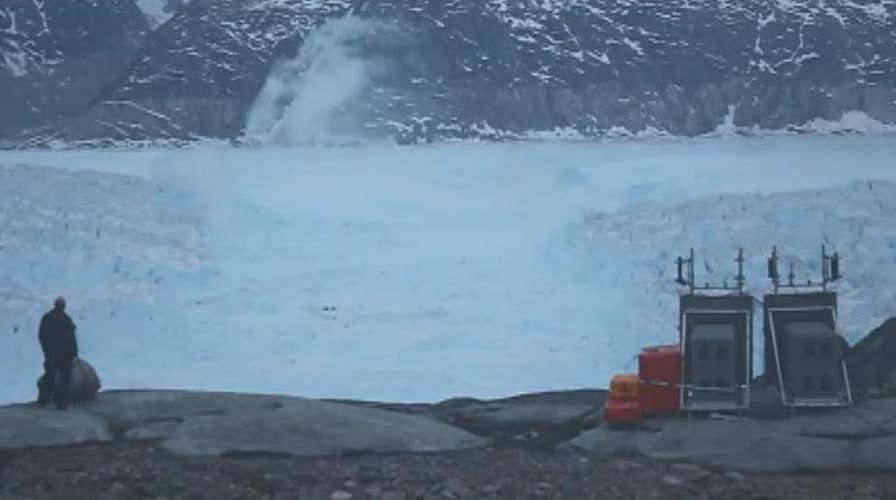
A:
1;389;895;499
3;440;895;500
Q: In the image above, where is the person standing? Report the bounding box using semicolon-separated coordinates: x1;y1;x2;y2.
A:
37;296;78;410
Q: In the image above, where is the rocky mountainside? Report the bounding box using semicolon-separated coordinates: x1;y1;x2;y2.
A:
0;0;149;137
2;0;895;145
846;317;896;399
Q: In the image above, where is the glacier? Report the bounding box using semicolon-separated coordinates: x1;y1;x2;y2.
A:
1;135;895;405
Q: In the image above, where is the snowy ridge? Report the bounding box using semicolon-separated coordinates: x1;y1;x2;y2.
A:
113;0;351;100
0;1;148;137
13;121;896;152
775;0;894;20
1;0;150;77
247;0;352;11
792;111;896;134
704;110;896;137
477;0;896;79
0;1;59;77
13;0;892;144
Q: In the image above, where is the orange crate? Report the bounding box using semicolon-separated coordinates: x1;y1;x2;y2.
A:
604;397;642;425
609;374;640;400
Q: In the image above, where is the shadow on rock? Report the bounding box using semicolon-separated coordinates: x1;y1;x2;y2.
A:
328;389;608;447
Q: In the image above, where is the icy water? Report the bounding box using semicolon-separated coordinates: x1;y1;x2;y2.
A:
1;135;895;404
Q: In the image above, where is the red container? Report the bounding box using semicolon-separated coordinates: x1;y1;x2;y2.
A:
638;344;682;415
603;397;642;426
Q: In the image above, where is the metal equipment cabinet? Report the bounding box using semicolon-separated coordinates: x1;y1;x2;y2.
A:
679;294;753;411
763;292;852;407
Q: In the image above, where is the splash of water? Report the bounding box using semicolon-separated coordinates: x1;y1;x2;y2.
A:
245;16;396;146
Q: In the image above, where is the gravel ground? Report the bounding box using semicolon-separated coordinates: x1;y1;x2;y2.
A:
1;442;895;500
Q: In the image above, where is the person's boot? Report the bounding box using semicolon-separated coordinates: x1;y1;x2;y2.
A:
37;379;50;408
37;388;49;407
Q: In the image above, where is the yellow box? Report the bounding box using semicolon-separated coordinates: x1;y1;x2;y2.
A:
609;373;640;400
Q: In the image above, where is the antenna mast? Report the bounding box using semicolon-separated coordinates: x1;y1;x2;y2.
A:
767;245;842;293
675;248;746;295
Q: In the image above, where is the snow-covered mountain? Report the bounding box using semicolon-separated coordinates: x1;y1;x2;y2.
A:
0;0;149;137
3;0;896;144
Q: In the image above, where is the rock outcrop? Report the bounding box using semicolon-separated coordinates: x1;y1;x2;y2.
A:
846;317;896;399
330;389;606;446
69;358;102;402
569;397;896;472
35;359;102;404
0;390;486;458
4;388;896;473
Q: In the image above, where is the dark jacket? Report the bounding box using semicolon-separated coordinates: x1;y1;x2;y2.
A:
38;309;78;362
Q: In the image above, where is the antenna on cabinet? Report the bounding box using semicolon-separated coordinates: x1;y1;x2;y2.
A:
767;245;842;293
676;248;746;295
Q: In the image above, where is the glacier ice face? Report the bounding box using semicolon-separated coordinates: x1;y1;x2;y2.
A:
1;135;895;405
